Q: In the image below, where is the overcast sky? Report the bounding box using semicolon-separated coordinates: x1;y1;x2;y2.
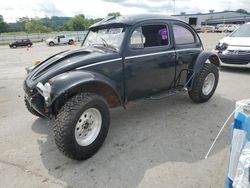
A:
1;0;249;22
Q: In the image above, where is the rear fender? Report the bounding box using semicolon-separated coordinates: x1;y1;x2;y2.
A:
192;51;220;74
189;51;220;88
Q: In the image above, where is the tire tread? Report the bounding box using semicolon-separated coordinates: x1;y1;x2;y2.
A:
54;92;109;160
188;63;219;103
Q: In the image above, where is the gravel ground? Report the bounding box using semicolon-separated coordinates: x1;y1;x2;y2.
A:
0;33;250;188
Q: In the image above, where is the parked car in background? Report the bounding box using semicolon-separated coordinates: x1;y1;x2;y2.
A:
45;35;75;46
214;22;250;68
24;14;220;160
193;25;202;33
215;24;238;33
9;39;32;48
201;25;215;33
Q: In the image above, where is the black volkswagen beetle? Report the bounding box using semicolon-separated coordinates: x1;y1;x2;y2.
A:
23;14;220;160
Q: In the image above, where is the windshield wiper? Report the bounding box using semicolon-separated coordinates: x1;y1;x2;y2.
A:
99;36;108;47
99;36;118;52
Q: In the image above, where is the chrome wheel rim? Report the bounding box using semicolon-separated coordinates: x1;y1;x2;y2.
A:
75;108;102;146
202;73;215;96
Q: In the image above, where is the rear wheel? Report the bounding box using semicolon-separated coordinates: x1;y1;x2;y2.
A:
68;40;74;45
12;45;17;48
54;93;110;160
188;63;219;103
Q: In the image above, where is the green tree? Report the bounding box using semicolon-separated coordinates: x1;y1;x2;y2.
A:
65;14;87;31
41;16;71;31
107;12;121;17
25;19;52;33
17;17;30;31
236;9;248;14
0;15;8;33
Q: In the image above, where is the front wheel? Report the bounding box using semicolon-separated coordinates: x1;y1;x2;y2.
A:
188;63;219;103
49;41;54;46
54;93;110;160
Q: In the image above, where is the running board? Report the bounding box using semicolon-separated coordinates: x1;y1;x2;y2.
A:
146;87;187;100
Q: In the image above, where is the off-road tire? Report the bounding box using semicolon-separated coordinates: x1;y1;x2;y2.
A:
188;63;219;103
54;92;110;160
49;41;55;46
24;98;44;118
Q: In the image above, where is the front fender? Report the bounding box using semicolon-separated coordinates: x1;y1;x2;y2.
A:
48;70;122;107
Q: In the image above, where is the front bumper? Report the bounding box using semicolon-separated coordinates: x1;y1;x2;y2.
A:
216;51;250;68
23;81;50;118
220;61;250;68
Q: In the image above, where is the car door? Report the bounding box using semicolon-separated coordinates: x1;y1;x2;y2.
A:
16;40;21;47
124;22;176;101
172;21;202;86
60;36;66;43
20;40;26;46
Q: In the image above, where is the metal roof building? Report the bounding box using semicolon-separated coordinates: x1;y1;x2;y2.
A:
173;11;250;26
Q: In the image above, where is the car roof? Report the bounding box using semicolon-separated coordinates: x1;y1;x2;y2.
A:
89;14;183;29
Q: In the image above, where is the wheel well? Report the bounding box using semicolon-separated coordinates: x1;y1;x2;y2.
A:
52;82;122;115
208;55;220;67
79;82;121;107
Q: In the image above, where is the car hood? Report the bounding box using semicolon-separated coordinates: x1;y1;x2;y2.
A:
25;46;120;88
219;37;250;47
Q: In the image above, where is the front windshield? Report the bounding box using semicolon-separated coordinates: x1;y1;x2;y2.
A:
82;27;125;51
230;24;250;37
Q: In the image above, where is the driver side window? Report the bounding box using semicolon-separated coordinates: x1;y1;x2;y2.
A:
129;24;170;49
130;27;145;49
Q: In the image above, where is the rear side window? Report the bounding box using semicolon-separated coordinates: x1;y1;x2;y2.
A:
173;25;195;45
130;24;170;48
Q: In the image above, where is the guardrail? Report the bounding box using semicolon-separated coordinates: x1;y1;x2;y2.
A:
0;31;87;44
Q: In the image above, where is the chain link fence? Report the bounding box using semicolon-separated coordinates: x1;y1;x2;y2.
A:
0;31;87;44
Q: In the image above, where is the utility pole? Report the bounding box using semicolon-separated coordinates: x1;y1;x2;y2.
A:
173;0;176;15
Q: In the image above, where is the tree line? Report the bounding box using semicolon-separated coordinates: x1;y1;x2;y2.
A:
0;12;121;34
1;9;249;34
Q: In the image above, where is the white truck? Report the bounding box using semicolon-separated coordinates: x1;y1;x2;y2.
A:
45;35;75;46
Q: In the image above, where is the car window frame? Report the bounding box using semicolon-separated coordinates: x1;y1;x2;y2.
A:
128;21;172;51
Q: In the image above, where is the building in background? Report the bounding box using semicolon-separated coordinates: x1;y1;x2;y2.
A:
173;11;250;26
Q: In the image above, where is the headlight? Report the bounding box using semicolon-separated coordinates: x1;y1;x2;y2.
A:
36;82;52;104
25;65;36;74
